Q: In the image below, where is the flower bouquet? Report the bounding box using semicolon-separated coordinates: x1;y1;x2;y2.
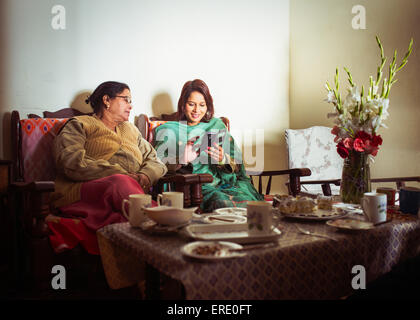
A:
325;36;413;203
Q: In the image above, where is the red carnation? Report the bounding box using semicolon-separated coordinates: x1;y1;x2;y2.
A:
331;126;340;136
337;141;349;159
353;138;366;152
343;138;354;150
372;134;383;147
355;131;372;142
364;140;379;156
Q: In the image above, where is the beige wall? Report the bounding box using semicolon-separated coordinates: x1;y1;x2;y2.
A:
3;0;417;194
0;0;290;193
290;0;420;184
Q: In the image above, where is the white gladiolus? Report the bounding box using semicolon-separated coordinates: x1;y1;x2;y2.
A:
382;98;390;113
325;91;336;103
343;86;361;109
324;36;413;162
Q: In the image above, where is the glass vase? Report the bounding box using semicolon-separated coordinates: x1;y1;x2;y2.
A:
340;151;371;204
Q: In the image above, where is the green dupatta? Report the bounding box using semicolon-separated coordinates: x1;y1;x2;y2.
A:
154;117;263;212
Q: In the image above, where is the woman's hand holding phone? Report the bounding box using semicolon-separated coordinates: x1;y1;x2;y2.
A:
205;142;225;163
182;135;225;164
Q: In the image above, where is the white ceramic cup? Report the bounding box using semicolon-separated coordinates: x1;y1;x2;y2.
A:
157;191;184;208
362;192;387;224
247;201;280;235
122;194;152;227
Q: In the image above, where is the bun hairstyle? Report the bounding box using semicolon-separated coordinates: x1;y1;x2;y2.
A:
85;81;130;114
177;79;214;122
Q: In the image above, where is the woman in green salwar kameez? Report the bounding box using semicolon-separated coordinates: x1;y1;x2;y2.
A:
154;79;263;212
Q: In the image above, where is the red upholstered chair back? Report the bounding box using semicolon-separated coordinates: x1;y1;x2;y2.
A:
11;108;91;183
19;118;68;182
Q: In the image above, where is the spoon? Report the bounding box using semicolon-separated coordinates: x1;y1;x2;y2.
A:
295;225;338;242
209;216;236;223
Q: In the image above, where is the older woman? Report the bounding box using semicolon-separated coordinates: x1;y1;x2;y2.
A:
154;79;263;212
51;81;167;235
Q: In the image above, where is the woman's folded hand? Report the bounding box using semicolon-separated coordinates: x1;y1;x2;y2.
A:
127;173;151;191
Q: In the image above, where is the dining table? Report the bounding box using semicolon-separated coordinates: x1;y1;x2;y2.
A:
96;207;420;300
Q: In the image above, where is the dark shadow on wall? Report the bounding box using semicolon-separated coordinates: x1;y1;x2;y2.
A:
151;92;175;117
134;92;175;134
70;90;94;114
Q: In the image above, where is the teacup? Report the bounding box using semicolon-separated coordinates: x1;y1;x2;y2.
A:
399;187;420;215
157;191;184;208
122;194;152;227
362;192;387;224
376;187;397;206
247;201;280;235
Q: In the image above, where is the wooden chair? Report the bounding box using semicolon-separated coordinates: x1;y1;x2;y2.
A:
285;126;420;197
8;108;213;297
136;112;312;199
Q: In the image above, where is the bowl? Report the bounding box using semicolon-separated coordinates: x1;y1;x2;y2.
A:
143;206;197;226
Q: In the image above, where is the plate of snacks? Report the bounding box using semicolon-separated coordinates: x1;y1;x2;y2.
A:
275;195;348;221
181;241;245;260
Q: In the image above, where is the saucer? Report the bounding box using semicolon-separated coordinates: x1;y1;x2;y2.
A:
326;218;374;231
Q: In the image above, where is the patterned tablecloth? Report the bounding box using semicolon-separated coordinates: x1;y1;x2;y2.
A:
97;211;420;300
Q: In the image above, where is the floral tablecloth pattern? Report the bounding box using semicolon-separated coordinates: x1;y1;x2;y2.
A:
97;213;420;300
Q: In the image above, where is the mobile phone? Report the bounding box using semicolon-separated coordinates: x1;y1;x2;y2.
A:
198;130;226;152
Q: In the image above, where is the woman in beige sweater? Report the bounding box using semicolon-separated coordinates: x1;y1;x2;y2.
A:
51;81;167;237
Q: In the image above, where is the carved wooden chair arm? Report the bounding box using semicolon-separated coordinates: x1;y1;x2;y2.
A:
247;168;312;196
296;179;341;196
297;176;420;196
371;176;420;190
10;181;55;192
155;173;213;209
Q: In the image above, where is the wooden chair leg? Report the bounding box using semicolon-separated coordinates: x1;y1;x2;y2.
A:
288;174;300;197
191;183;203;207
322;183;332;196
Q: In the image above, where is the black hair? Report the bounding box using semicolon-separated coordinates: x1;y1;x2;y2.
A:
85;81;130;114
177;79;214;122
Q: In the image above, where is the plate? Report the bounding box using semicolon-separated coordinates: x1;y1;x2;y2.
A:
183;223;282;244
214;207;247;216
140;220;189;235
181;241;245;260
326;218;374;231
280;209;348;221
203;214;247;224
333;203;363;215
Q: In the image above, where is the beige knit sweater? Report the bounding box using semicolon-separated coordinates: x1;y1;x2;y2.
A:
52;115;167;208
